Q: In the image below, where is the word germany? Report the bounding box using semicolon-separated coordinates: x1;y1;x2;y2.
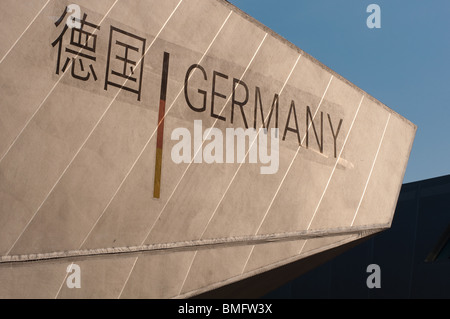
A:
184;63;344;158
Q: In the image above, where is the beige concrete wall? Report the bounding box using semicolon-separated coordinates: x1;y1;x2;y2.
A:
0;0;415;298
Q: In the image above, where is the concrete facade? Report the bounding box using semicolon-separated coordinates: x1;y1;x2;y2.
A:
0;0;415;298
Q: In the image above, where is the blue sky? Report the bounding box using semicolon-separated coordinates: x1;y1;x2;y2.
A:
228;0;450;183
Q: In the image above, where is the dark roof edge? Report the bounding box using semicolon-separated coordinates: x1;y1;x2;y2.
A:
402;174;450;187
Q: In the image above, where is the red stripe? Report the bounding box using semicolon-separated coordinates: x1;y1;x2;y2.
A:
156;99;165;149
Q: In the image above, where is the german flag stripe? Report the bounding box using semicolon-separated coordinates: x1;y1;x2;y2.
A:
153;52;170;198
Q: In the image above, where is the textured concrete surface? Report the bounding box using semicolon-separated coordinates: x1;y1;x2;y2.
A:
0;0;415;298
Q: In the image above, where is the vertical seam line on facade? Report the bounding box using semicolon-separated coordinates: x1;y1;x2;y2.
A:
54;263;74;299
117;256;139;299
350;113;391;226
241;74;334;275
80;10;233;250
5;0;122;257
177;251;198;296
305;95;365;231
78;0;189;250
52;0;185;300
298;94;365;255
141;31;268;246
115;9;233;299
255;75;334;236
198;53;302;240
0;0;51;65
167;31;269;296
0;0;120;164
